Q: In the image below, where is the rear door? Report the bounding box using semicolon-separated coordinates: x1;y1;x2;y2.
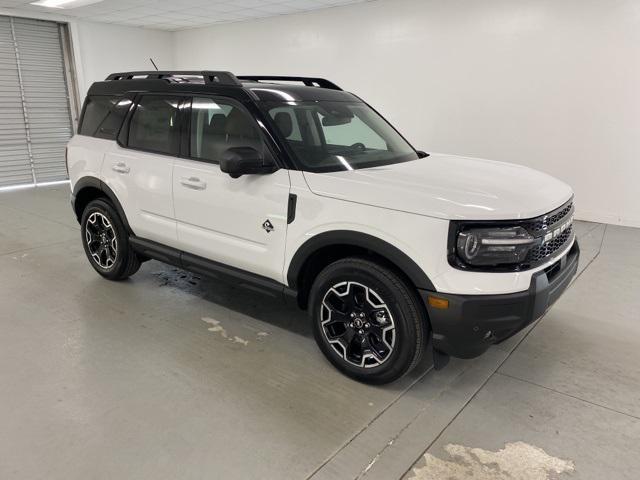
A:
102;94;181;246
172;96;290;283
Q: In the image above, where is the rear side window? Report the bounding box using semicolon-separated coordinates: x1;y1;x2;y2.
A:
128;95;181;156
79;96;130;139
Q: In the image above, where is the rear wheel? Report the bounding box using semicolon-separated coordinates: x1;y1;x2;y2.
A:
81;198;140;281
309;257;427;384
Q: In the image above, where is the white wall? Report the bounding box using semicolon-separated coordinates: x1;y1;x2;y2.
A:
173;0;640;227
72;21;174;99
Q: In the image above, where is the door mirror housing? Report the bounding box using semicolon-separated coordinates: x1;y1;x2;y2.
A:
220;147;275;178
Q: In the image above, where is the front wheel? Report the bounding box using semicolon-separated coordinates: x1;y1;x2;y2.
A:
309;257;427;384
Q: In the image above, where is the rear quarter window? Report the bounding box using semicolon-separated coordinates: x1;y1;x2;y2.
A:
79;96;131;140
127;95;181;156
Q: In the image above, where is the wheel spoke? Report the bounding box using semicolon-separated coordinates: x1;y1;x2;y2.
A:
324;309;348;328
366;332;388;359
343;326;356;344
86;222;100;235
343;331;362;363
324;291;347;314
348;283;367;310
367;324;385;340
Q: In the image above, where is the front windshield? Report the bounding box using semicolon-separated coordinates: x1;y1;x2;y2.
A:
263;101;419;172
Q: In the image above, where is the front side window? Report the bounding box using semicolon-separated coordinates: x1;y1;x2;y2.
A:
80;96;131;139
128;95;181;155
263;101;419;172
190;96;263;163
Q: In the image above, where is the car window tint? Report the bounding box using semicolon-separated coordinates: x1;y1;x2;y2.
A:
268;106;302;141
128;96;181;155
190;97;262;162
80;96;131;139
263;100;418;173
320;113;386;150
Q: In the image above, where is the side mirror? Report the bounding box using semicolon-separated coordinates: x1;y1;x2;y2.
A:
416;150;429;159
220;147;275;178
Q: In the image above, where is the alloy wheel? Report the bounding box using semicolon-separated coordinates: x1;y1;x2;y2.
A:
85;212;118;269
320;281;396;368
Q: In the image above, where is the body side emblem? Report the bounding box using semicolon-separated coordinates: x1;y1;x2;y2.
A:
262;220;274;233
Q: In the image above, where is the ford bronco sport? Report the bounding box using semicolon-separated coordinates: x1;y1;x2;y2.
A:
67;71;579;384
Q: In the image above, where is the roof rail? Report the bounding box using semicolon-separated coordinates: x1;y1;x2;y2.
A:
237;76;342;91
105;70;242;86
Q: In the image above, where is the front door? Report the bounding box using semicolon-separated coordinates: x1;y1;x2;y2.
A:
172;96;290;283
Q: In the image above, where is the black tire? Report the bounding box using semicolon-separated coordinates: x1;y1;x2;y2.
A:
309;257;427;384
80;198;140;281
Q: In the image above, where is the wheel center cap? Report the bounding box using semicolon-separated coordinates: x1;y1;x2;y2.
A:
353;319;363;329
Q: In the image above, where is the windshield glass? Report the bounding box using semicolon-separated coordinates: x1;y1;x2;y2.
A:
263;101;419;172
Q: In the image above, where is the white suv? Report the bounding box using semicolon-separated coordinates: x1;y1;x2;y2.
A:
67;71;579;384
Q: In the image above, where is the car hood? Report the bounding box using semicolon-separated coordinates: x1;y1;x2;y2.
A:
302;153;573;220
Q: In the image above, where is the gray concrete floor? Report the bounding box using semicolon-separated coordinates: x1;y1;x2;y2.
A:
0;185;638;480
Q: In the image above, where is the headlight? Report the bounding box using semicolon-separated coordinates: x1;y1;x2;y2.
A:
455;226;538;267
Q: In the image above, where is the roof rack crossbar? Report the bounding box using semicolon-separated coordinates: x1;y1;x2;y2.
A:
237;76;342;91
105;71;242;86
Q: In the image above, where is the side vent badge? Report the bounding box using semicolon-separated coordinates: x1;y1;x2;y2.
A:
262;219;274;233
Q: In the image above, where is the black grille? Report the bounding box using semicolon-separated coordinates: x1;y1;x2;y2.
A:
524;201;573;234
525;225;573;264
523;200;575;267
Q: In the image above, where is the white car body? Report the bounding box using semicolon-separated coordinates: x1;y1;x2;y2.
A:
68;138;575;296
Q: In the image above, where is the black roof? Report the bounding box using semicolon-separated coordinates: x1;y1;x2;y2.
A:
87;71;360;103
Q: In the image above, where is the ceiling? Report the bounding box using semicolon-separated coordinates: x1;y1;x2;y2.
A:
0;0;371;30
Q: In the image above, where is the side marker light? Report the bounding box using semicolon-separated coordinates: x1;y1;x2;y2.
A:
428;296;449;309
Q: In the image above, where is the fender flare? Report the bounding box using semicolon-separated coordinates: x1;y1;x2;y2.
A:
72;177;133;233
287;230;436;291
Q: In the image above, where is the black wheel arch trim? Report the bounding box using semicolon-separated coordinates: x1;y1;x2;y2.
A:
71;177;134;234
287;230;436;292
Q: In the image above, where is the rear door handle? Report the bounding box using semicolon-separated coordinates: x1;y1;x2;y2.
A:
112;162;130;174
180;176;207;190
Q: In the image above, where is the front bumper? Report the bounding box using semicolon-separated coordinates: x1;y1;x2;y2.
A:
420;240;580;359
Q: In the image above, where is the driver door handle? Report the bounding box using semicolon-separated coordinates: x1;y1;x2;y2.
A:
180;176;207;190
112;162;130;174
